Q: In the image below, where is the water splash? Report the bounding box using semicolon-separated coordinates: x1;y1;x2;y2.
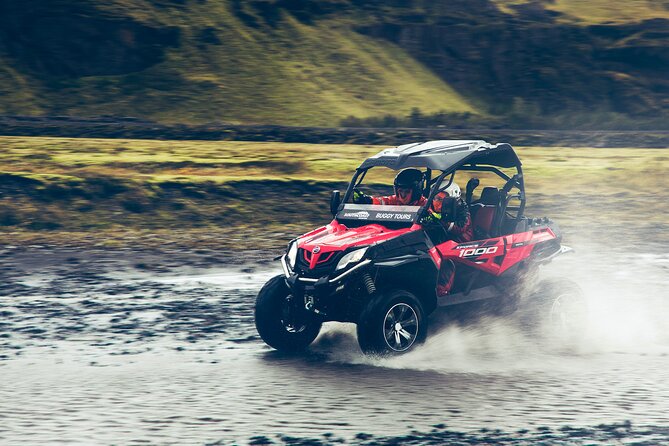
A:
310;243;669;373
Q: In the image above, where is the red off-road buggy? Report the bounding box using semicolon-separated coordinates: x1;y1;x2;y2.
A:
255;140;586;355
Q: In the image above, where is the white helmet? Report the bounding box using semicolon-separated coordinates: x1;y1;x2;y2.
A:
442;182;461;199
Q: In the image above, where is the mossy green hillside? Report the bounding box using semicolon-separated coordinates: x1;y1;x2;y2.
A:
494;0;669;24
0;2;474;126
1;1;668;127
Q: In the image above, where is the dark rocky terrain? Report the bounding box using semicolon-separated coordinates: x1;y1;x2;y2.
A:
2;115;669;147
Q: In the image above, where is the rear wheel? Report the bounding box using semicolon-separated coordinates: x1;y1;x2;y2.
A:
524;278;588;344
255;275;322;352
357;290;427;355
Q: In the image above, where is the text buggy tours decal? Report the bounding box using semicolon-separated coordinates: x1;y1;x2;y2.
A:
338;204;419;222
371;211;414;221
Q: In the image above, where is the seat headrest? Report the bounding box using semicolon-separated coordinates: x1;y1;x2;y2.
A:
480;187;500;205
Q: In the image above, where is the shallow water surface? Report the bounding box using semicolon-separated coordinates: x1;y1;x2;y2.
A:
1;238;668;445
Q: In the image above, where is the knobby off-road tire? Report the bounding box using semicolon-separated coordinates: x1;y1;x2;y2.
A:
255;275;322;352
357;290;427;355
523;278;588;345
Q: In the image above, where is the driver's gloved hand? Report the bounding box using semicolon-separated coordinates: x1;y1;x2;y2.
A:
454;200;470;228
352;188;372;204
420;211;442;226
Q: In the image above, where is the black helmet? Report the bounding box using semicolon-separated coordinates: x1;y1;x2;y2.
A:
393;168;423;204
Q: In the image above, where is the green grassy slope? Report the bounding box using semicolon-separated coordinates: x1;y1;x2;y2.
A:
0;1;474;126
495;0;669;24
0;0;667;127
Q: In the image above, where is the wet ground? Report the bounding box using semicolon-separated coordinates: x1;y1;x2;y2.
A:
1;232;668;445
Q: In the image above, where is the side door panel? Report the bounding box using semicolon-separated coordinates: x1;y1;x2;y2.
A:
436;227;558;276
436;236;507;275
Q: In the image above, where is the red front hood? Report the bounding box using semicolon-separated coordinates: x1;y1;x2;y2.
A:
298;220;416;254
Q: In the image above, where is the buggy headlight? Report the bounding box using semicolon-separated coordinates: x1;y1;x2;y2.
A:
336;247;368;271
286;241;298;268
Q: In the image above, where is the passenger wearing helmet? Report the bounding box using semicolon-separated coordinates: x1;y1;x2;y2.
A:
423;181;473;296
353;168;427;206
424;182;473;243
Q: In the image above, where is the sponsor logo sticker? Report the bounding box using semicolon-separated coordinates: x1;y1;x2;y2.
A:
456;243;480;249
342;211;370;219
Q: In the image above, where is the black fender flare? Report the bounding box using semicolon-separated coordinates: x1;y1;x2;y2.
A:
371;255;439;315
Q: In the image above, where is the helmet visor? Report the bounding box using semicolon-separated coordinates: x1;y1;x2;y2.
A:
432;193;454;214
432;193;444;213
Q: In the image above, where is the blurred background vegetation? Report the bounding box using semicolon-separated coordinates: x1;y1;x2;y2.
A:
1;1;668;248
1;136;667;249
0;0;668;129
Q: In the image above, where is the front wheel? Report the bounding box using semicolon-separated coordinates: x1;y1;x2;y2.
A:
255;275;322;352
357;290;427;355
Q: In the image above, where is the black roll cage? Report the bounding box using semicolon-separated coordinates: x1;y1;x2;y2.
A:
340;162;526;225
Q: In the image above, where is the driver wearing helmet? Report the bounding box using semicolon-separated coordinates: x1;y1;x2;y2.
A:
423;181;473;296
352;168;427;206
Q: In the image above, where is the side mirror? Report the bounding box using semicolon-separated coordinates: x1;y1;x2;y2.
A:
330;190;341;216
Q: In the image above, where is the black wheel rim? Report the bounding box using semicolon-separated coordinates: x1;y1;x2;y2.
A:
383;303;419;352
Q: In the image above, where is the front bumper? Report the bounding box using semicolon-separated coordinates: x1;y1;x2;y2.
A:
280;255;372;321
281;255;371;285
